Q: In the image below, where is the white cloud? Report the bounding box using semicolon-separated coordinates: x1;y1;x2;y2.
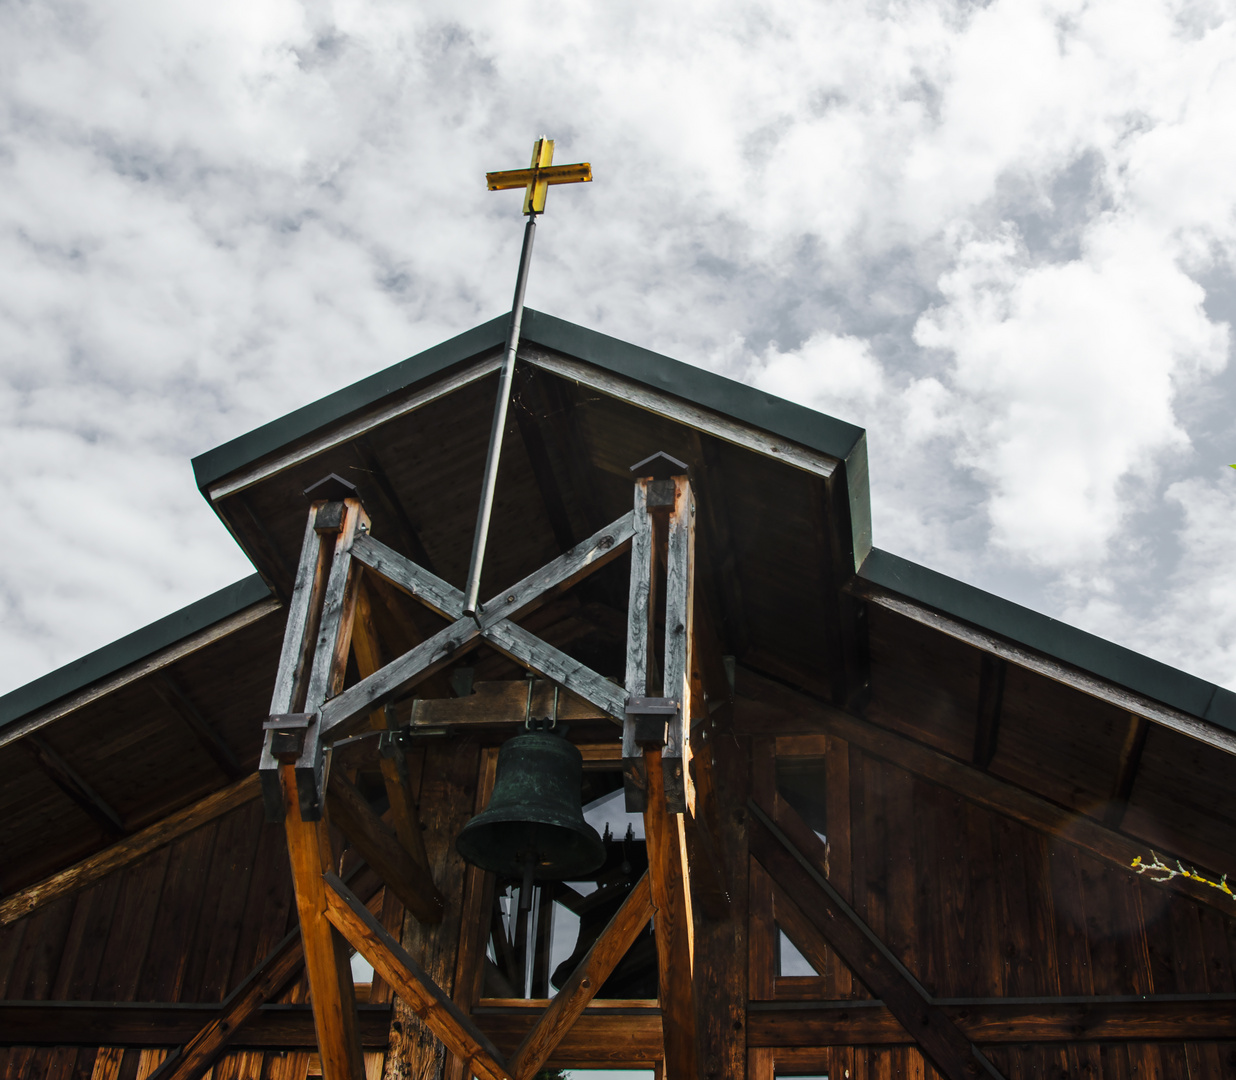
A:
0;0;1234;693
914;217;1229;566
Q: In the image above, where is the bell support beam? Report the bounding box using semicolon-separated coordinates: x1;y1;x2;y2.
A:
508;871;654;1080
643;746;699;1080
322;872;512;1080
293;497;369;818
321;512;635;735
623;463;696;813
260;498;334;821
747;796;1006;1080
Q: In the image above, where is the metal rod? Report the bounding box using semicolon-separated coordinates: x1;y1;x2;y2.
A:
463;212;538;616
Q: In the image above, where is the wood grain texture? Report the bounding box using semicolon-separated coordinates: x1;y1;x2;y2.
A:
323;874;510;1080
508;872;653;1080
280;766;364;1080
0;775;260;926
324;771;443;925
741;671;1236;917
748;796;1002;1080
642;747;698;1080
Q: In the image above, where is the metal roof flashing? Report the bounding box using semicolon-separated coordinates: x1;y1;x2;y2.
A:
858;548;1236;739
0;575;277;736
191;309;869;493
2;311;1226;756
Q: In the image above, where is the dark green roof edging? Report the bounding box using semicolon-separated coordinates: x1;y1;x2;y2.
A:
859;548;1236;735
0;574;276;732
190;310;871;565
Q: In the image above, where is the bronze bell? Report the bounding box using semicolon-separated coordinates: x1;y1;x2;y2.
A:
456;729;606;881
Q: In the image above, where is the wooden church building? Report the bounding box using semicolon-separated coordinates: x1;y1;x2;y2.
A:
1;309;1235;1080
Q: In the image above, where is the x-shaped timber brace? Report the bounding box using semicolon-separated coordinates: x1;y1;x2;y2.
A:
261;456;702;1080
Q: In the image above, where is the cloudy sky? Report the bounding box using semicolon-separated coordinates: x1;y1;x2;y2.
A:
1;0;1234;698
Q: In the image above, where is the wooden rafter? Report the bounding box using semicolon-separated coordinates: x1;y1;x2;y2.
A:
972;653;1006;769
747;797;1005;1080
852;580;1236;758
25;734;125;838
1104;712;1149;828
151;672;242;781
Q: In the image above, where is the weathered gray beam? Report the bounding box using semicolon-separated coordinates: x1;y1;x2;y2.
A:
662;475;696;813
622;479;654;810
350;533;464;620
480;620;626;721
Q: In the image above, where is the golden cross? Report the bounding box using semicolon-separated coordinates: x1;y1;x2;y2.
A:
486;136;592;215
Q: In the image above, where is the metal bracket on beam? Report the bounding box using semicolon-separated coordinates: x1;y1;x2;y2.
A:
625;696;678;748
259;713;323;822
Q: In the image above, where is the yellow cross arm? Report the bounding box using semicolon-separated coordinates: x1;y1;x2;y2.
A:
485;162;593;191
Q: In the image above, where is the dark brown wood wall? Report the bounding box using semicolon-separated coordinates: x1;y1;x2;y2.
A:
757;735;1236;1077
0;800;305;1080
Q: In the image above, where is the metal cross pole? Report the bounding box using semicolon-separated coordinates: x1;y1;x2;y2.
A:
462;136;593;616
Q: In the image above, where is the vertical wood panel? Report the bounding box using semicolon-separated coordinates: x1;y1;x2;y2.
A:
964;799;1001;997
182;804;264;1001
134;825;218;1001
885;764;918;989
92;847;172;1002
200;802;265;1001
1049;845;1094;996
4;896;75;999
382;737;479;1080
695;728;748;1080
228;815;295;990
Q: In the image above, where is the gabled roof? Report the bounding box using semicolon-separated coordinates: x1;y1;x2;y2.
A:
2;308;1233;901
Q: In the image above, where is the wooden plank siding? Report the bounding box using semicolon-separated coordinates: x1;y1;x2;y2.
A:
0;799;329;1080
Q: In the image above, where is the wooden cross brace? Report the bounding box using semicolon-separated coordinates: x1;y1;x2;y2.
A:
261;462;702;1080
260;493;634;821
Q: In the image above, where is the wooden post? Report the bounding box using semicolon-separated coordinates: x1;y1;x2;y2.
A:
323;873;511;1080
281;765;365;1080
644;747;699;1080
293;498;368;818
662;475;696;815
623;477;654;810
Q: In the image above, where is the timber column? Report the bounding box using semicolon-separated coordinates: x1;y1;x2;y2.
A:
624;453;701;1079
263;484;369;1080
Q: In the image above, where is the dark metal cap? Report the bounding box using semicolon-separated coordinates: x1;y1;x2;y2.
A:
303;473;360;503
629;451;689;481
